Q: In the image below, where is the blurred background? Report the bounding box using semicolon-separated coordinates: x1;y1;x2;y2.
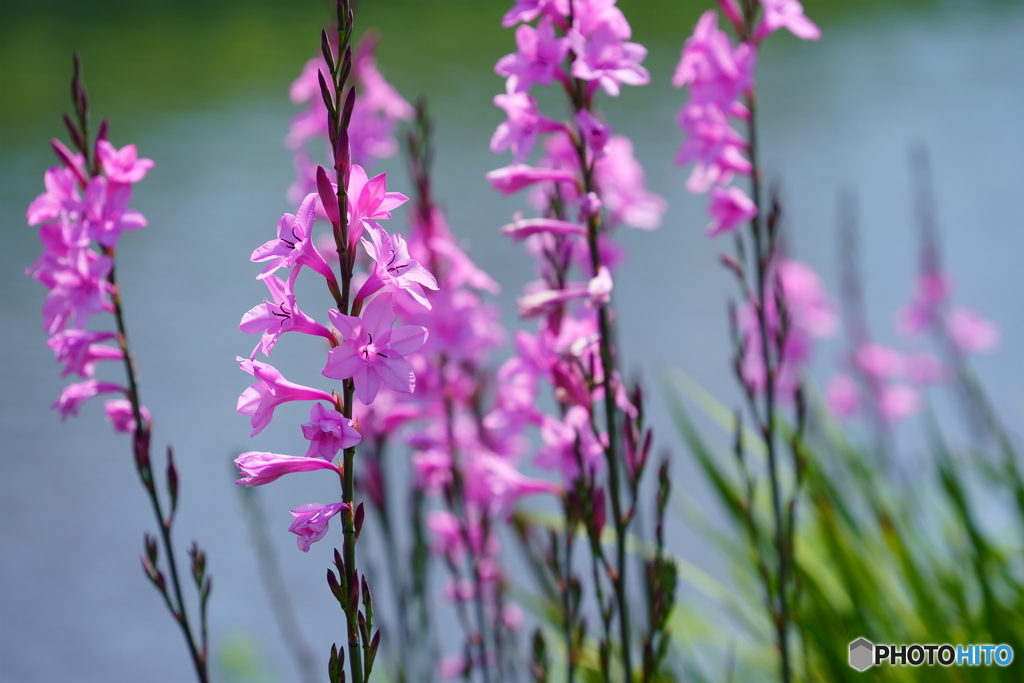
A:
1;0;1022;681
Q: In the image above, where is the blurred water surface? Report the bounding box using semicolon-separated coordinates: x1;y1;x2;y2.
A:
2;1;1022;681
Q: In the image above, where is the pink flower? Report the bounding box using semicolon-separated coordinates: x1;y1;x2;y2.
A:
594;136;666;229
777;260;838;337
486;164;577;195
462;451;559;513
301;403;361;460
706;186;756;236
877;383;919;424
855;343;903;379
495;15;571;93
517;266;613;318
96;140;155;184
576;109;611;157
27;166;79;226
104;399;152;434
572;0;632;40
288;502;348;552
345;165;409;245
535;405;604;479
356;224;439;309
947;307;1000;353
251;192;337;285
568;23;650;97
825;374;859;419
239;271;333;358
322;292;428;404
47;329;121;377
676;103;752;192
52;380;125;420
754;0;821;43
501;217;587;240
502;0;569;27
42;250;113;334
236;358;335;436
80;176;148;248
235;451;342;486
491;91;565;163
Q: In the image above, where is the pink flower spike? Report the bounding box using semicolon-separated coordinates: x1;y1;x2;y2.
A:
357;224;438;309
825;375;859;419
288;502;348;552
706;186;756;236
755;0;821;42
96;140;154;184
322;292;428;404
947;307;1000;354
52;380;125;421
236;357;335;437
104;399;152;434
301;402;361;460
234;451;342;486
500;217;587;240
486;164;577;195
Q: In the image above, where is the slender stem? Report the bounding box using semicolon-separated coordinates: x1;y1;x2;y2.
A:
744;88;791;683
107;259;208;682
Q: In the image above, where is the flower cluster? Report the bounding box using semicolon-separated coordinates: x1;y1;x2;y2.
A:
235;164;433;553
484;0;671;677
287;32;414;206
827;255;1000;425
673;1;818;235
28;131;154;431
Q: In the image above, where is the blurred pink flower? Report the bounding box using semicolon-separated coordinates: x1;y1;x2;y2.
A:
947;307;1000;354
288;502;348;552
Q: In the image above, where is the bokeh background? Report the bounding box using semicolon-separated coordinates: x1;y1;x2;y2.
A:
1;0;1022;681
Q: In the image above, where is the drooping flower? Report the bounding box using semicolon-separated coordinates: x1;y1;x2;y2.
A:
104;398;152;434
251;192;337;285
301;402;362;460
47;329;121;377
487;164;577;195
288;502;348;552
234;451;342;486
491;91;566;163
236;358;335;437
322;292;428;404
52;380;125;420
42;249;113;334
239;271;333;358
706;186;756;236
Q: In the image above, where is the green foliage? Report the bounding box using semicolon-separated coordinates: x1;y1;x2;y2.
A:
664;369;1024;681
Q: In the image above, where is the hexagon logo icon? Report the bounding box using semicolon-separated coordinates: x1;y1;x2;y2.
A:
849;638;874;671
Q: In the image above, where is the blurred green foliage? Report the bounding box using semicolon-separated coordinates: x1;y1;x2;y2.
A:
664;369;1024;681
0;0;949;143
